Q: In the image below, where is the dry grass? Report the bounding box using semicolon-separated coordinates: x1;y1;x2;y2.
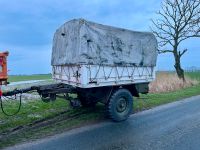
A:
149;72;199;93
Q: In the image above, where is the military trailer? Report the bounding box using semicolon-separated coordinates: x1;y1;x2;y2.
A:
2;19;157;121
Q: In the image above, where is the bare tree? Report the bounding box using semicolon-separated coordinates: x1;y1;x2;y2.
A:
151;0;200;81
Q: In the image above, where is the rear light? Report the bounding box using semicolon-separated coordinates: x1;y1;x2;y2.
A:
0;89;2;97
0;58;3;65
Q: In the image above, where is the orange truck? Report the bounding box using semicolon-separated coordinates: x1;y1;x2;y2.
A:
0;51;9;96
0;51;9;85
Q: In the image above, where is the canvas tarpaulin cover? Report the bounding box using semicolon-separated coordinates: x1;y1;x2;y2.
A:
51;19;157;66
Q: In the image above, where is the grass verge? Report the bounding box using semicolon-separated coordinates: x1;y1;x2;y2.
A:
134;83;200;112
0;72;200;149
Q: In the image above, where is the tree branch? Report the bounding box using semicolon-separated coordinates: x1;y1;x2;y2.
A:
151;0;200;49
158;49;174;54
179;48;188;57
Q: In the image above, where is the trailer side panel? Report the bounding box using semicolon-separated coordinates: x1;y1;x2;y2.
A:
52;65;155;88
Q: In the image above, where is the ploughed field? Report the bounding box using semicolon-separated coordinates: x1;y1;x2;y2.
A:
0;72;200;149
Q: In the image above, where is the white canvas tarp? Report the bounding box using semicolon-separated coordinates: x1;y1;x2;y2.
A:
51;19;158;66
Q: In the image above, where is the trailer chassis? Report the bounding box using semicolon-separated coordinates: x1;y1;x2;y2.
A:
2;82;149;121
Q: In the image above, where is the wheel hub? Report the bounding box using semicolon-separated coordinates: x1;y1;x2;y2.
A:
116;98;127;112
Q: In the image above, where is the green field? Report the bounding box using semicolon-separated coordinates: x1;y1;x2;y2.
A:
0;72;200;148
8;74;52;82
186;71;200;81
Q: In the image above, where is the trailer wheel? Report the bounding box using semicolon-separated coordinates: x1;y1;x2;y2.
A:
107;89;133;122
78;95;97;107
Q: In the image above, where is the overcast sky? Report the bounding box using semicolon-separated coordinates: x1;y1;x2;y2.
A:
0;0;199;74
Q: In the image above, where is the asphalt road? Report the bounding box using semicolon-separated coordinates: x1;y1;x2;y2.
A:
6;95;200;150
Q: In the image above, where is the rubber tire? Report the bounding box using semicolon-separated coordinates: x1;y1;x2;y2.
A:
78;95;97;107
107;89;133;122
